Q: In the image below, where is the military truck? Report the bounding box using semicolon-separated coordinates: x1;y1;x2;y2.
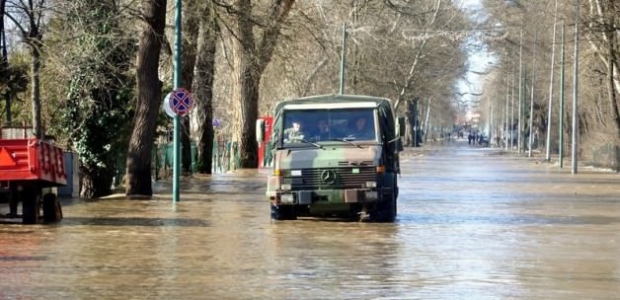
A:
257;94;403;222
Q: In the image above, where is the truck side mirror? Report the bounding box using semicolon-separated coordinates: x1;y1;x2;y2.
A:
398;117;406;137
256;119;265;142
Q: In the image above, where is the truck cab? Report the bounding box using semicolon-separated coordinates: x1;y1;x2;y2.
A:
257;94;403;222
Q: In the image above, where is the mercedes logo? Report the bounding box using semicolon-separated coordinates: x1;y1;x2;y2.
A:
320;170;336;184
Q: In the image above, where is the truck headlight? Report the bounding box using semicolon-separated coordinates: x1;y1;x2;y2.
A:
280;194;294;203
365;181;377;188
280;184;292;191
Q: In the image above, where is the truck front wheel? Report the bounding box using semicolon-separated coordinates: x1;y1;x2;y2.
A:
371;193;396;223
271;204;297;221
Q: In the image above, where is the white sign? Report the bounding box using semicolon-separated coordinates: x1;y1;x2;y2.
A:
163;92;176;118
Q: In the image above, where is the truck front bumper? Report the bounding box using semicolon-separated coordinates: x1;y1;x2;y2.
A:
270;188;385;206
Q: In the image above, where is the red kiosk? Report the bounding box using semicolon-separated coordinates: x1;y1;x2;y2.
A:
257;116;273;167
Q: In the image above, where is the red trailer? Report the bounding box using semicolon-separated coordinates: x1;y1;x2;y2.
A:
0;138;65;224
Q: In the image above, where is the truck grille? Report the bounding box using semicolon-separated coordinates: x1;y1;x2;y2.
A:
282;167;376;190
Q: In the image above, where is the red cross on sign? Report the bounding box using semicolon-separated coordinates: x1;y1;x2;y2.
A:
171;88;194;117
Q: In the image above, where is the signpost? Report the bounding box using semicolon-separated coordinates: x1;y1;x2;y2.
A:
172;0;183;202
163;88;194;203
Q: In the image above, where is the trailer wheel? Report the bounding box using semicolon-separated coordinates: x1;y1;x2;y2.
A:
43;193;62;223
22;189;40;224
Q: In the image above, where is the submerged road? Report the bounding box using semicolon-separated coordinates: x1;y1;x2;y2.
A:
1;139;620;299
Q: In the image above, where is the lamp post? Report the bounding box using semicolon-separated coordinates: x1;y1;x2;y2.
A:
172;0;182;202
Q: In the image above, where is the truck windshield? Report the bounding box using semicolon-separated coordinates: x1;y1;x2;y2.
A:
281;108;376;146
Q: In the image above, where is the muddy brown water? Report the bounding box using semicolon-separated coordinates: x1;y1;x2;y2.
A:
1;140;620;299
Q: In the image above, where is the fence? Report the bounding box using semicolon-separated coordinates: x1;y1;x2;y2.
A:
590;143;620;172
151;140;241;180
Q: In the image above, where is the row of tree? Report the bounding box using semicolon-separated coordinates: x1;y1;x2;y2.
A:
477;1;620;164
1;0;474;199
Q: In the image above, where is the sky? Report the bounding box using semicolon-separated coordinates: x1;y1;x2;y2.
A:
456;0;497;114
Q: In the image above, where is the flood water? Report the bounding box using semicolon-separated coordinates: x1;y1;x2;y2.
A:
1;139;620;299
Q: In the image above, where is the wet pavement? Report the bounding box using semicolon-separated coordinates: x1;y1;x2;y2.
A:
1;139;620;299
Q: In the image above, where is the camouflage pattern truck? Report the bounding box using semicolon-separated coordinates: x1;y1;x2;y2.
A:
257;94;403;222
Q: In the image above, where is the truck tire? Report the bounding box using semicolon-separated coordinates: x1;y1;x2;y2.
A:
371;194;396;223
271;204;297;220
43;193;63;223
22;189;40;224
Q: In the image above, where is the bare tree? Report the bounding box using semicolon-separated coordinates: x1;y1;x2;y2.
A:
4;0;47;138
193;1;219;174
585;0;620;137
227;0;295;169
258;0;468;133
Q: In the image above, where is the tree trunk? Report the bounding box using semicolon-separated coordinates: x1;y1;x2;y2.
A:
181;0;200;174
126;0;167;198
230;0;258;169
80;166;115;198
229;0;295;169
230;58;260;169
194;3;218;174
1;0;9;126
607;33;620;137
30;45;42;138
230;39;260;168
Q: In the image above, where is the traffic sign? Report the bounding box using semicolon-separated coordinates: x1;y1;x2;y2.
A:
171;88;193;117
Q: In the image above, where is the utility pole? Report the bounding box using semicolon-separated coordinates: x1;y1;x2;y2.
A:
172;0;182;202
559;21;566;168
528;31;537;158
545;0;559;161
339;23;347;95
518;30;524;154
510;74;515;150
571;0;580;174
424;97;431;142
505;75;509;150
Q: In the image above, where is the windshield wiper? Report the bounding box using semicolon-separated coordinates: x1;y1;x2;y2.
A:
328;138;364;148
287;139;323;149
